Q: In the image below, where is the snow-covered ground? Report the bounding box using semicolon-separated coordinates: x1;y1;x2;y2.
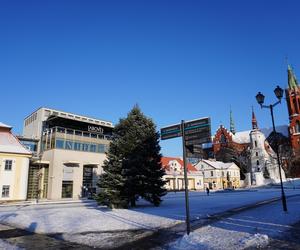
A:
0;239;23;250
0;181;299;248
170;195;300;249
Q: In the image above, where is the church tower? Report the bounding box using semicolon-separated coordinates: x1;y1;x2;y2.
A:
285;65;300;152
229;108;236;134
251;106;258;130
249;108;285;185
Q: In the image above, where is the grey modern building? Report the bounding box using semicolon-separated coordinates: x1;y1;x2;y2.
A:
19;107;113;200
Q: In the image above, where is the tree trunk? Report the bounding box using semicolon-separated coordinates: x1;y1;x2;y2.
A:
130;198;136;207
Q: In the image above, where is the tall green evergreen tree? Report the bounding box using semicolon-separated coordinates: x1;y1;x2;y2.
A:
97;105;166;208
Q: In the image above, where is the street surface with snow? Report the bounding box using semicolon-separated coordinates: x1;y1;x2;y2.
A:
0;181;300;249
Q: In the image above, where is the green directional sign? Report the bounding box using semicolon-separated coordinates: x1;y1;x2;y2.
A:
161;117;211;143
160;124;182;140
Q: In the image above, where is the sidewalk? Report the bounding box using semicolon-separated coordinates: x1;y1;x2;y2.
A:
0;199;96;207
168;195;300;249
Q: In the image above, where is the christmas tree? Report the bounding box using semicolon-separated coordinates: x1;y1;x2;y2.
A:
97;105;166;208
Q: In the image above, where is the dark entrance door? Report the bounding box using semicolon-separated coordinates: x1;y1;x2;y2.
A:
82;166;94;198
62;181;73;198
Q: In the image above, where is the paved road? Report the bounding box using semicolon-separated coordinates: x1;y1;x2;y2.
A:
0;224;97;250
1;193;300;249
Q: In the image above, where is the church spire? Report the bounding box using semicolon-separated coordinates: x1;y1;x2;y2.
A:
252;106;258;130
230;107;236;134
288;65;299;89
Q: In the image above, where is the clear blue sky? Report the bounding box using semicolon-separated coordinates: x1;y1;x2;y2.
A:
1;0;300;156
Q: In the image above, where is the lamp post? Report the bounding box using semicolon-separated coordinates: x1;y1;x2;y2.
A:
255;86;288;212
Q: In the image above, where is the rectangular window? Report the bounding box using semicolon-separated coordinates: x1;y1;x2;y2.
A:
75;130;82;136
82;143;89;151
66;129;74;135
5;160;12;171
98;144;105;153
57;127;65;133
74;142;82;151
210;171;213;177
90;144;97;152
56;140;65;149
2;185;10;197
83;132;90;138
65;141;73;150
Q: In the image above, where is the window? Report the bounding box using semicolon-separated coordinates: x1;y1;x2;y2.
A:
256;152;258;157
65;141;73;150
73;142;81;151
2;185;10;197
293;98;298;113
296;121;300;133
82;143;89;151
66;129;73;135
220;134;227;143
5;160;12;171
210;171;213;177
222;171;224;177
91;133;97;138
56;140;65;149
83;132;90;137
256;160;259;166
255;141;257;147
98;144;105;153
90;144;97;152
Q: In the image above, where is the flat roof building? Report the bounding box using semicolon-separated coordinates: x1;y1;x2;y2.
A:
21;108;113;200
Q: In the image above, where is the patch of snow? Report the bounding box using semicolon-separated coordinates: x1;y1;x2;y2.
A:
240;233;269;249
169;192;300;250
0;239;23;250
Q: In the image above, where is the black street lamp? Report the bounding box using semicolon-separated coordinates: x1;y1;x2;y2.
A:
255;85;287;212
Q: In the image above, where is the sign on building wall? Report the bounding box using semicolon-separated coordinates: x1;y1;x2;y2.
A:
87;126;104;134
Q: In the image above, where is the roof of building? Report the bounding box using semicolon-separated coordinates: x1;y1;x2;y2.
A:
232;130;251;144
213;124;289;146
25;107;114;128
0;125;32;155
196;159;238;170
0;122;12;129
161;156;198;172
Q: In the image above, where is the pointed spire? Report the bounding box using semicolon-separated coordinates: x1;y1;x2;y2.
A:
288;64;299;89
230;107;236;134
252;106;258;130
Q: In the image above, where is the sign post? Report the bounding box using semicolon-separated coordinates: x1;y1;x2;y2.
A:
181;120;190;235
161;117;211;235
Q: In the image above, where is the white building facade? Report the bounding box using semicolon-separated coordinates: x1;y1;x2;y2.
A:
195;159;241;190
161;157;204;191
0;122;31;201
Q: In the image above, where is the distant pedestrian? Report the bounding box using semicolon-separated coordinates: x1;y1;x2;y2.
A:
206;187;210;196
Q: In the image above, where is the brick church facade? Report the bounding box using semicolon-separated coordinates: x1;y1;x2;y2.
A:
285;65;300;153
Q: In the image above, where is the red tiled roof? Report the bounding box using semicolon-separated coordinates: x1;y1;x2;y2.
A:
161;156;197;172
